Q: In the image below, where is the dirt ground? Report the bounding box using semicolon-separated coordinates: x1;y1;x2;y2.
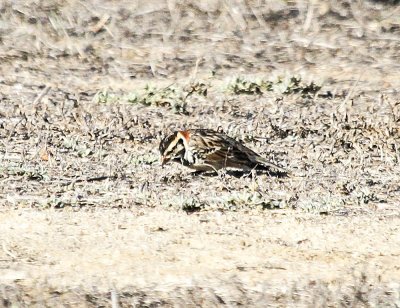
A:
1;0;400;306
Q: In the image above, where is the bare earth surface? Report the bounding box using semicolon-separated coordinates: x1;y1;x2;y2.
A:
1;0;400;306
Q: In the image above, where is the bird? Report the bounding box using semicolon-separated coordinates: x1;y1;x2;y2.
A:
159;129;285;173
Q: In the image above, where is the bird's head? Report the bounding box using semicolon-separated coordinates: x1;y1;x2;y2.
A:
159;131;190;166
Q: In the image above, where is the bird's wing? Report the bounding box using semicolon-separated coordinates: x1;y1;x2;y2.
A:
194;129;285;172
193;131;256;165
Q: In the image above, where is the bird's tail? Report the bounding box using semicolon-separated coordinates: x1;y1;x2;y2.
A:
255;156;287;174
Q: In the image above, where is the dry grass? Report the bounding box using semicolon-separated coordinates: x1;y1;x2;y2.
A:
1;208;400;307
1;0;400;306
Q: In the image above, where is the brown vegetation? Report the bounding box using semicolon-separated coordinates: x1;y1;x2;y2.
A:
1;0;400;306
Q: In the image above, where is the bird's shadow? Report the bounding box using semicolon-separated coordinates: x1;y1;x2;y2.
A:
191;169;288;178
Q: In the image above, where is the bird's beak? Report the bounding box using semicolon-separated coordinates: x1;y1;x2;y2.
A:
161;156;168;167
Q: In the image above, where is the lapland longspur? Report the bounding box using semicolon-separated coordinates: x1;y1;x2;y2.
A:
159;129;285;173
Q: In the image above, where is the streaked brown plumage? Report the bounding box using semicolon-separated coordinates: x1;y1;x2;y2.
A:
159;129;285;173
